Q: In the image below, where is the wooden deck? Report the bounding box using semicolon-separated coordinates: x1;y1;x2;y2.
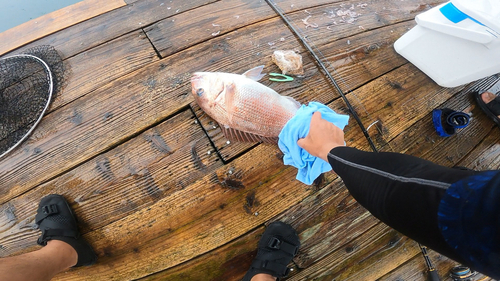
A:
0;0;499;280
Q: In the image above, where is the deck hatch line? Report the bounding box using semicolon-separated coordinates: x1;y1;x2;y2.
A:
142;28;162;59
328;153;451;189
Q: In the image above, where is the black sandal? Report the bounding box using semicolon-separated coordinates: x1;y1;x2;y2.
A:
474;91;500;127
242;221;300;281
35;194;97;267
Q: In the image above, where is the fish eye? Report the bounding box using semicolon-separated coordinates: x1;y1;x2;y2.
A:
196;88;204;97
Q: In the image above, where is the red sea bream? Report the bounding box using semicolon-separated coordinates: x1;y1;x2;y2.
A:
191;66;301;143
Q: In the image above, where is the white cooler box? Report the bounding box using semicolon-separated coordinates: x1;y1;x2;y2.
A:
394;0;500;88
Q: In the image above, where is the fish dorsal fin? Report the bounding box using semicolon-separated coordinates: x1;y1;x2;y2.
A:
242;65;266;81
220;125;278;144
285;96;301;109
224;83;236;123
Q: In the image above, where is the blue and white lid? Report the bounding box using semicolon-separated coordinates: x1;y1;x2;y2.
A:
447;0;500;34
415;0;500;44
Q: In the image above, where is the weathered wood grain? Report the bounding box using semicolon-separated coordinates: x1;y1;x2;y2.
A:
0;0;126;56
138;227;264;281
378;250;457;281
288;223;420;281
0;58;189;204
341;63;464;150
52;30;159;111
0;110;222;257
130;125;374;280
8;0;219;60
54;144;311;280
378;249;494;281
457;127;500;170
384;77;500;163
144;0;275;58
282;0;445;50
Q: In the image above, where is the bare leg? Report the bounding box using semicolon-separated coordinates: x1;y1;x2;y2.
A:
251;273;277;281
0;240;78;281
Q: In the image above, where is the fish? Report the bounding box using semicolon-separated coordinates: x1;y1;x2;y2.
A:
191;65;301;143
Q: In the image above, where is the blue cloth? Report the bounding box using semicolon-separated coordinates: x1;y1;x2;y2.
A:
278;102;349;185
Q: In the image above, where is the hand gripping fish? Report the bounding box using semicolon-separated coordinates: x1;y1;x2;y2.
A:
191;66;301;143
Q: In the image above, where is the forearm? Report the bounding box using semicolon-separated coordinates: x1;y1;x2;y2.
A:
326;146;476;264
327;147;476;186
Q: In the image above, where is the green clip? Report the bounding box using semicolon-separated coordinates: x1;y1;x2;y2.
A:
269;73;294;82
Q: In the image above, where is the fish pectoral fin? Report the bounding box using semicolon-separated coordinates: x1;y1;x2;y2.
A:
242;65;266;81
220;126;278;144
224;83;237;123
285;96;301;109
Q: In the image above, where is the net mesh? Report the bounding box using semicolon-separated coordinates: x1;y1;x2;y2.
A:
0;45;67;157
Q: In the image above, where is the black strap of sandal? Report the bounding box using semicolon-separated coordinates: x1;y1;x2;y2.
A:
38;228;80;245
36;203;80;245
249;236;299;278
486;96;500;116
250;259;292;277
35;204;59;224
267;237;299;256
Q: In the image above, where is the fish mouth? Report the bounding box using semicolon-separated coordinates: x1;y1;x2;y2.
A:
191;73;202;95
191;73;202;84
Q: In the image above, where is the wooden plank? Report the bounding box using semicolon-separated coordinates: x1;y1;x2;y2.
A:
53;144;312;280
138;227;264;281
8;0;219;60
384;77;500;163
271;177;378;268
378;250;460;281
136;130;374;280
287;223;420;281
282;0;445;51
0;0;126;56
343;63;463;150
457;127;500;170
0;110;222;257
52;30;159;111
145;0;275;58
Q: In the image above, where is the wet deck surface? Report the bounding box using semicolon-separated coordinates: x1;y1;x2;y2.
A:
0;0;499;280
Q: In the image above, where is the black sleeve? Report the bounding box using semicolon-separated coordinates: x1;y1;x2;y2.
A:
327;146;476;264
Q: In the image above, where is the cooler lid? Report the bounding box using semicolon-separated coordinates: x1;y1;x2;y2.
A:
446;0;500;34
416;1;499;44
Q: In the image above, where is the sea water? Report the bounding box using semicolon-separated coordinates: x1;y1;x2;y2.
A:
0;0;83;33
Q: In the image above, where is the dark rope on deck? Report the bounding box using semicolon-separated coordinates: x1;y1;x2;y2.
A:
264;0;377;152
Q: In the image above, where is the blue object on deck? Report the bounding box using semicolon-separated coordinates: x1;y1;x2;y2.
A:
278;102;349;185
432;108;470;137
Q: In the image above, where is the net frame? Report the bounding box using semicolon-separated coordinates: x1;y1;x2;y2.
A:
0;54;54;159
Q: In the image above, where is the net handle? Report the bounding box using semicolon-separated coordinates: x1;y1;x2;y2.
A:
0;54;54;159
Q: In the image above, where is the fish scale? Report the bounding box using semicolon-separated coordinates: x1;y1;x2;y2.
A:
191;66;300;143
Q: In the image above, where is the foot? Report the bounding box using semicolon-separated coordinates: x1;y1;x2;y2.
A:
474;91;500;127
251;273;277;281
35;194;97;267
242;221;300;281
480;92;500;119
